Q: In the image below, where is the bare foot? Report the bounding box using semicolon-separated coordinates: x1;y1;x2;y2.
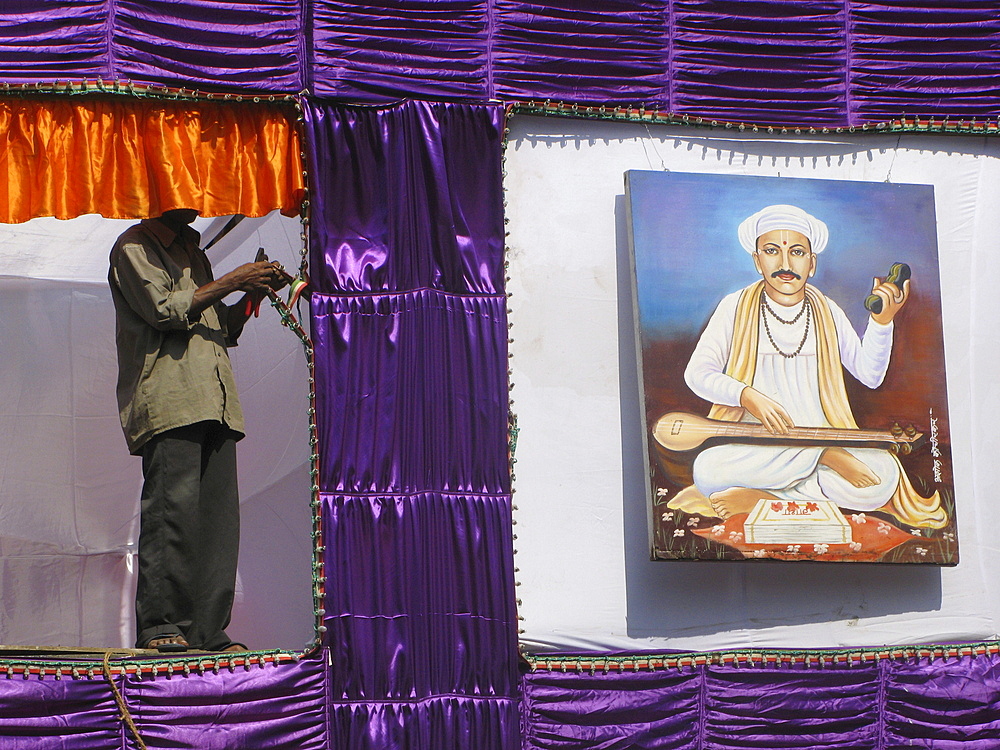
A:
819;447;881;488
709;488;781;519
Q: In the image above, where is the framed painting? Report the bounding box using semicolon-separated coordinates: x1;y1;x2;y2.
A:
626;171;957;564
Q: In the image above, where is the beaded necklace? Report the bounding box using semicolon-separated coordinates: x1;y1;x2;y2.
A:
760;293;811;358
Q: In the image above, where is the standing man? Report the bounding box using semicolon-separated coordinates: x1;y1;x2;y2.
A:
678;204;945;528
109;208;288;651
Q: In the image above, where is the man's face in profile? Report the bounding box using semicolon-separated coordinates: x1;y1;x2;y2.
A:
752;228;815;303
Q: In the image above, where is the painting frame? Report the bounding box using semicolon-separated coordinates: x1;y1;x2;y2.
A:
626;170;958;565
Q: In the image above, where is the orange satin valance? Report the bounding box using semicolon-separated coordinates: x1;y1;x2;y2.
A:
0;96;304;224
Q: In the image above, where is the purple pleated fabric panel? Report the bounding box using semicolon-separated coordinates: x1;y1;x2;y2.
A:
522;669;704;749
848;0;1000;121
125;655;328;750
703;665;880;749
3;2;1000;125
0;1;106;81
312;293;509;494
311;1;489;101
304;99;519;749
328;696;519;750
522;655;1000;749
305;100;504;296
322;492;517;699
885;655;1000;747
671;0;849;125
0;675;120;749
491;0;668;105
112;0;303;91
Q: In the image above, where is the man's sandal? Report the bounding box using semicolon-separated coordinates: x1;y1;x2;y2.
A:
144;634;190;652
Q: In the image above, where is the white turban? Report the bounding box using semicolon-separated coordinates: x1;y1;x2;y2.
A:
737;204;829;254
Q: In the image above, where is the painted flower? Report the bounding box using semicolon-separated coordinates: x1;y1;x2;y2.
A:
673;529;685;538
814;543;829;554
728;531;744;542
877;522;892;536
915;547;928;557
687;516;701;527
910;529;922;537
656;488;669;497
849;541;863;552
943;531;955;542
711;524;726;536
752;549;767;558
851;513;867;524
661;511;674;522
786;544;801;553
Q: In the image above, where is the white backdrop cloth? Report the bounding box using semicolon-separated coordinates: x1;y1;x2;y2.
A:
0;211;314;650
505;115;1000;653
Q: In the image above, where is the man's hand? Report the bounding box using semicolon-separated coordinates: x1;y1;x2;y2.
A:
226;261;291;294
188;260;291;322
740;387;794;434
870;277;910;325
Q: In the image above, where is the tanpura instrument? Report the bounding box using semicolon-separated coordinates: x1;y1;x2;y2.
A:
652;411;922;455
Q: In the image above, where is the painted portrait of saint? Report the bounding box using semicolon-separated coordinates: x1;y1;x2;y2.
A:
626;172;957;563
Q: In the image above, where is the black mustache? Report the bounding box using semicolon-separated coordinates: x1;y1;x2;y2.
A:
771;269;801;280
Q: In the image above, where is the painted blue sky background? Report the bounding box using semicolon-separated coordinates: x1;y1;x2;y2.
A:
626;171;941;339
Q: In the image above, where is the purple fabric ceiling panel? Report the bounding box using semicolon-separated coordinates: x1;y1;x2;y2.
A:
4;2;1000;124
112;0;303;91
0;0;107;81
671;0;849;126
491;0;669;105
848;0;1000;122
311;1;490;101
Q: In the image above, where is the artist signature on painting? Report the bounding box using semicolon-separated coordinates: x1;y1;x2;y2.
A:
929;407;942;482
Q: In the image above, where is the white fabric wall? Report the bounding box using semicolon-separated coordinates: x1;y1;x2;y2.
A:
0;211;314;650
505;115;1000;652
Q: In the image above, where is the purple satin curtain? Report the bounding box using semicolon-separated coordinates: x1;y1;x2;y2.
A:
303;99;520;749
4;2;1000;124
522;652;1000;749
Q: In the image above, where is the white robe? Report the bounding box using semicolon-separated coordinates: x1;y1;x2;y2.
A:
683;289;899;511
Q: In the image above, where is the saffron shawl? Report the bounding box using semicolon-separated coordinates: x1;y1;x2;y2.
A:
677;281;946;528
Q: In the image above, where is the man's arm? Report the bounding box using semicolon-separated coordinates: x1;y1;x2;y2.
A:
831;288;900;389
111;241;195;331
188;261;288;322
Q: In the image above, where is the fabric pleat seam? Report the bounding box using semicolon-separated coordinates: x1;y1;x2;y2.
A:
312;288;507;301
875;657;888;750
323;490;511;500
104;0;117;80
325;693;519;707
664;0;676;113
485;0;496;100
843;0;855;127
297;0;314;94
323;647;334;749
696;663;707;749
